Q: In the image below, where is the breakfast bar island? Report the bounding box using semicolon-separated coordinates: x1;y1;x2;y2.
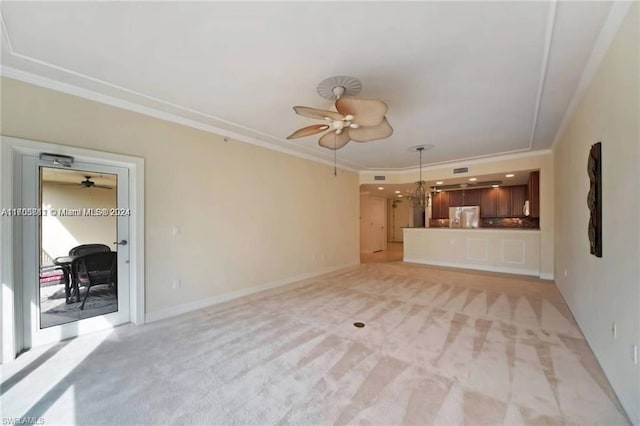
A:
403;227;542;277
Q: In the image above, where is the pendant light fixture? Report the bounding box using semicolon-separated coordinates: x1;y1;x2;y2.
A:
407;145;432;210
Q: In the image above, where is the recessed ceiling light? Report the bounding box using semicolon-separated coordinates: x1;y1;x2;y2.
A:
394;190;401;194
436;181;444;185
505;173;515;178
492;184;499;188
469;178;477;182
378;187;384;190
398;194;403;197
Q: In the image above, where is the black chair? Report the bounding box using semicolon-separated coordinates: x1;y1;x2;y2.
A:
70;252;117;310
59;243;111;303
69;244;111;257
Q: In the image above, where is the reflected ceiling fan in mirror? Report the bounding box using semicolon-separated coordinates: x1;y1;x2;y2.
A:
287;76;393;175
50;175;114;190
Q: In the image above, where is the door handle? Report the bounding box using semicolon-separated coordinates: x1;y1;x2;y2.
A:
114;240;128;246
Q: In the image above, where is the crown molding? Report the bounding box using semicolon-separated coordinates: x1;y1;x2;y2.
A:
361;149;553;176
0;66;364;173
529;0;558;150
551;1;633;149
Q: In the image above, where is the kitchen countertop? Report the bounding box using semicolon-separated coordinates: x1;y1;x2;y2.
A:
403;227;541;232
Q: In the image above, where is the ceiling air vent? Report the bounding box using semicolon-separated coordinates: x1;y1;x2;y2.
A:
453;167;469;174
374;176;386;181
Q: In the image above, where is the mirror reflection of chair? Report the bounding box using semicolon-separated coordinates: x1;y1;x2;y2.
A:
70;252;117;310
55;244;112;303
69;244;110;256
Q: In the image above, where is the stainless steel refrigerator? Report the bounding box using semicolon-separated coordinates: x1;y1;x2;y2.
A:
449;206;480;228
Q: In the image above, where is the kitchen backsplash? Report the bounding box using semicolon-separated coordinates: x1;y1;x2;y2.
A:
429;217;540;229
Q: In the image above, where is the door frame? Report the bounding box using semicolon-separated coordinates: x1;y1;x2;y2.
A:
0;136;145;363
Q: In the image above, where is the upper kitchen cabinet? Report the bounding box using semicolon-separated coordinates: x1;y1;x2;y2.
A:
448;189;481;208
496;187;511;217
511;185;526;217
462;189;480;206
432;191;450;219
480;188;498;218
449;191;463;207
528;171;540;218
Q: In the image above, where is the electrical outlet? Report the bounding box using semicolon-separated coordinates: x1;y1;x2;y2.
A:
633;345;638;365
172;279;181;289
612;322;617;339
564;269;568;277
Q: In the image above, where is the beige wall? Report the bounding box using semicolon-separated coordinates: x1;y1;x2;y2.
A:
360;152;554;278
1;78;360;315
41;182;117;260
553;4;639;423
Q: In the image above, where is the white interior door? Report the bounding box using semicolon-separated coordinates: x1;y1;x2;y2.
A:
371;197;385;252
20;154;130;348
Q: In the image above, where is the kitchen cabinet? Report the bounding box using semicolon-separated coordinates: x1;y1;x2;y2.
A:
448;189;480;208
480;188;498;218
528;171;540;218
511;185;526;217
463;189;481;206
496;187;511;217
449;191;463;207
431;191;450;219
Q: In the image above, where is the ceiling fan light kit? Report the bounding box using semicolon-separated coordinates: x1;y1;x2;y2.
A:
287;76;394;151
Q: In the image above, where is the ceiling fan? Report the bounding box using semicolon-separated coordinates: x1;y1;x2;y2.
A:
50;175;114;190
287;76;393;150
79;176;113;189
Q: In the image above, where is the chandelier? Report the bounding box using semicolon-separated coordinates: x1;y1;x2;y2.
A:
406;146;431;210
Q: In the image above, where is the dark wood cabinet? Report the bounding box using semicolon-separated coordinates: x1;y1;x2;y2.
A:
436;185;530;219
449;191;463;207
496;187;511;217
528;171;540;218
480;188;498;218
463;189;480;206
511;185;526;217
447;189;480;208
431;191;450;219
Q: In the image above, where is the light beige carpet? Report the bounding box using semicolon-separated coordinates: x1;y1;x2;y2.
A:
1;263;630;425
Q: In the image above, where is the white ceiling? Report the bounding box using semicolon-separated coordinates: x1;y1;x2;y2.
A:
0;2;612;170
41;168;116;187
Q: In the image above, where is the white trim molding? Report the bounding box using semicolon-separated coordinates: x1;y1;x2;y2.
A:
361;149;553;176
145;263;359;323
403;257;540;278
551;1;634;148
0;66;361;173
0;136;145;363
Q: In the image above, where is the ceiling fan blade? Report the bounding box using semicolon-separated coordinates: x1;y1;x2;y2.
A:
293;106;344;121
349;118;394;142
47;182;81;186
93;185;114;190
286;124;330;139
319;129;351;150
335;97;387;127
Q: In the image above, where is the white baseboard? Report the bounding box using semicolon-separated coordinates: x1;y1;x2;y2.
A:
403;257;540;277
144;263;359;323
539;272;554;281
